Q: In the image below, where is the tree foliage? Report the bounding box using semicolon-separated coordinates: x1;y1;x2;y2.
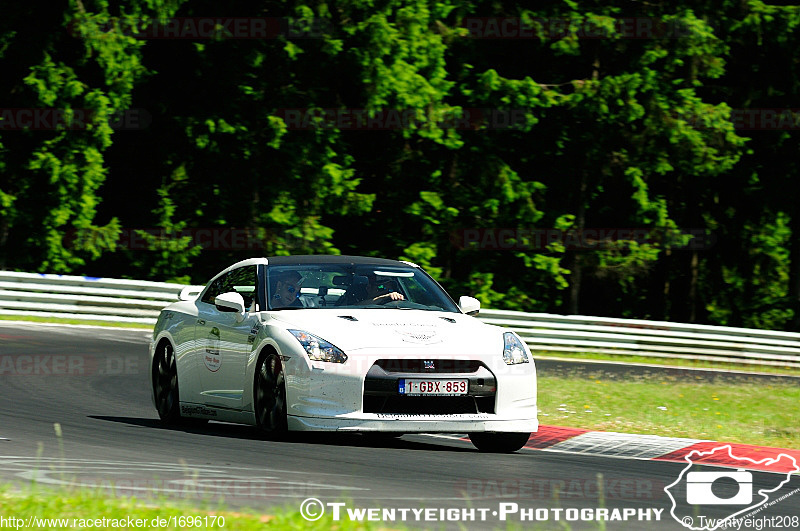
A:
2;0;800;329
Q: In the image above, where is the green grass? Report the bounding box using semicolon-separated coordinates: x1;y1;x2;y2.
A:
0;483;571;530
0;484;396;530
0;315;152;330
538;372;800;449
534;350;800;377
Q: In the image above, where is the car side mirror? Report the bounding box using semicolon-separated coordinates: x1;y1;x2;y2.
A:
215;291;247;321
179;286;203;301
458;296;480;316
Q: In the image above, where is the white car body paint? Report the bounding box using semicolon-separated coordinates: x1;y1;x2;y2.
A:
149;257;537;441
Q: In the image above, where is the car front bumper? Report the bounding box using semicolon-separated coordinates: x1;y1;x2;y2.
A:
288;412;538;433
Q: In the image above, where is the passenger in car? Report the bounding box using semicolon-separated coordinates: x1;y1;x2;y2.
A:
271;270;304;308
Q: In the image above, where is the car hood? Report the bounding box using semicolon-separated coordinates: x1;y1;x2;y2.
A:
263;309;503;354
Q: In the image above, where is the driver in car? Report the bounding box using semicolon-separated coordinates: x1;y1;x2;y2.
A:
361;273;405;304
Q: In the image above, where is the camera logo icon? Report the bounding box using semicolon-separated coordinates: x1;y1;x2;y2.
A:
686;469;753;505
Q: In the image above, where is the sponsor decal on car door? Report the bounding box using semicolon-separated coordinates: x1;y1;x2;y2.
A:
204;326;221;372
195;307;254;409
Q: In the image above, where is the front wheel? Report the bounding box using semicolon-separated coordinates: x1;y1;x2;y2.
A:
153;341;181;424
254;353;288;435
468;432;531;453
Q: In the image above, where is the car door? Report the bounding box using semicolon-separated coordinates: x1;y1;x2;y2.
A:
194;265;258;410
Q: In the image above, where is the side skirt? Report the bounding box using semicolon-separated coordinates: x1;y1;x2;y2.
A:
179;402;256;425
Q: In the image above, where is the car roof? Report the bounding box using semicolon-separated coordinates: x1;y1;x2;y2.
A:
265;255;418;267
204;255;420;289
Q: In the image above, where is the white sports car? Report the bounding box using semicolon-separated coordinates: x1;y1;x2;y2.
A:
150;256;538;452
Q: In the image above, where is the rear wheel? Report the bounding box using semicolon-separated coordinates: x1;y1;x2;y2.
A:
254;353;288;434
468;432;531;453
153;341;181;424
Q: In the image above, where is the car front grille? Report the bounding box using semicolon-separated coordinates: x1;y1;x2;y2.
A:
362;359;497;415
373;358;483;373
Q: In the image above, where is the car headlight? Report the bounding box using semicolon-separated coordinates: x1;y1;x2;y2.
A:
503;332;529;365
289;330;348;363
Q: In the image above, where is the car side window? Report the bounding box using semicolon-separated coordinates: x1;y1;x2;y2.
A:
200;266;257;309
228;266;257;310
201;276;227;305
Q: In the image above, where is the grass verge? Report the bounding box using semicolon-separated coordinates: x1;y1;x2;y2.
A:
0;484;394;530
538;372;800;449
534;350;800;377
0;315;152;330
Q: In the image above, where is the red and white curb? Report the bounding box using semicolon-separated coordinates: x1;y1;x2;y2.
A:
524;425;800;473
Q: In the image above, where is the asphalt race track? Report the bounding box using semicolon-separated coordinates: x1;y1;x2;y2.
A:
1;321;798;530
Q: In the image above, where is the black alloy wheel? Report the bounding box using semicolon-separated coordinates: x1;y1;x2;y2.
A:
154;341;180;424
255;353;288;434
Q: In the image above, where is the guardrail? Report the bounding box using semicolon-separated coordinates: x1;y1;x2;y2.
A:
479;310;800;368
0;271;201;324
1;271;799;368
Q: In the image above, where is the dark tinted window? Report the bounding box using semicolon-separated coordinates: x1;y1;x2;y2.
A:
266;263;458;312
201;266;257;309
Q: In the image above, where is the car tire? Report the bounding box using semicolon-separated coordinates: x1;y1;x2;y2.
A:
468;432;531;453
254;353;288;435
153;340;181;424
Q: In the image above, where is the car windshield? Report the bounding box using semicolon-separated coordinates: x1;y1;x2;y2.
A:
266;263;460;312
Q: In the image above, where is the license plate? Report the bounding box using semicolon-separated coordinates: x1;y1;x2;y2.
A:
398;379;468;396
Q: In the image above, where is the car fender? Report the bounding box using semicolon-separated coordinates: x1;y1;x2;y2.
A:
151;309;202;406
245;325;317;415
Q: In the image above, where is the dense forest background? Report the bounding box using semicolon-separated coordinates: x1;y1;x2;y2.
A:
1;1;799;329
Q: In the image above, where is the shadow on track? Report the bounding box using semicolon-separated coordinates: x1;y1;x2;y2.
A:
88;415;477;453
